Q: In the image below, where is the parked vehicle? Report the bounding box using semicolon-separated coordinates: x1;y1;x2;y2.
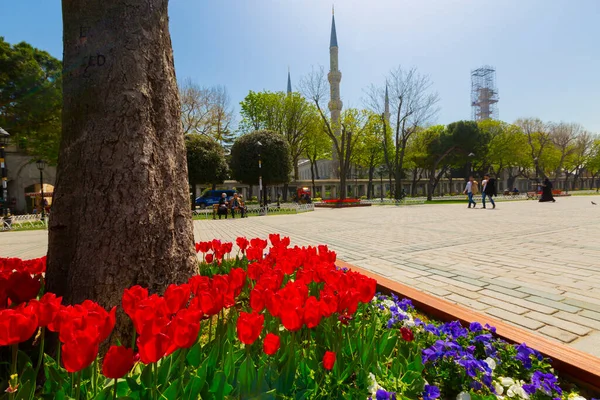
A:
195;190;237;209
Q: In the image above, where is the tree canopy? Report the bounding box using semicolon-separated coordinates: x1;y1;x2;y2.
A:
0;37;62;163
229;130;291;186
185;134;229;187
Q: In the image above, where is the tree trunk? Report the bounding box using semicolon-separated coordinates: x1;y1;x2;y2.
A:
427;169;435;201
282;183;289;202
410;169;418;197
367;166;374;199
339;165;347;200
309;159;316;196
47;0;196;340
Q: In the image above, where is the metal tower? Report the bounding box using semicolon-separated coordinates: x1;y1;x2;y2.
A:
471;66;498;120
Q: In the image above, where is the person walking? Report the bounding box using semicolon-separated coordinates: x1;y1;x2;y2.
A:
481;175;488;205
539;178;556;203
463;176;477;208
482;174;497;209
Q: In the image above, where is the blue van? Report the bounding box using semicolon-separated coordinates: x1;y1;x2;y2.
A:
195;190;237;209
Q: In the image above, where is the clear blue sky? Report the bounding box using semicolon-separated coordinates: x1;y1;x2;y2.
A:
2;0;600;132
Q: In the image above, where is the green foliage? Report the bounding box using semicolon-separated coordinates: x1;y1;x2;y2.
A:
229;130;291;185
185;134;228;186
478;120;529;174
0;37;62;164
239;90;318;179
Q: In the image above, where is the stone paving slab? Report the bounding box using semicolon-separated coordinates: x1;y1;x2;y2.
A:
2;195;600;357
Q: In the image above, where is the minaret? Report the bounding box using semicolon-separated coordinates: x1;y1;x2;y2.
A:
287;67;292;94
328;5;342;177
384;82;390;125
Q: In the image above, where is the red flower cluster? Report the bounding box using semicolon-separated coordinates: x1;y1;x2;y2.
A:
195;239;234;262
52;300;116;372
123;267;246;364
0;256;46;308
247;240;376;333
0;235;378;379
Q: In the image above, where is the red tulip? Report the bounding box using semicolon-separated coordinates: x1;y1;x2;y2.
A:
205;253;214;264
61;324;100;372
236;311;264;345
280;308;303;331
263;333;280;356
169;308;202;349
400;326;414;342
164;284;191;314
122;285;149;319
6;271;41;305
35;293;63;327
323;351;336;370
236;237;249;253
137;329;171;364
303;296;322;329
102;345;135;379
0;303;38;346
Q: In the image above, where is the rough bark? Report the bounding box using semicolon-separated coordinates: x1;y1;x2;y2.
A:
47;0;196;339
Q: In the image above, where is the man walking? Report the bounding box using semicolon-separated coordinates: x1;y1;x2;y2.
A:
482;174;497;209
463;176;477;209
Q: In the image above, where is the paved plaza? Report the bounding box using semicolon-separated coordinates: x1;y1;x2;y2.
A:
2;195;600;357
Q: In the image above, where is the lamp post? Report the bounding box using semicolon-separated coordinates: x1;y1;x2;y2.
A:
36;160;46;219
0;128;9;217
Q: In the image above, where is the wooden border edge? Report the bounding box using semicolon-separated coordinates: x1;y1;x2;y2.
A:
337;260;600;393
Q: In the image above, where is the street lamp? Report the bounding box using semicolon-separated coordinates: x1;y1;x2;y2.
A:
0;128;10;217
36;160;46;219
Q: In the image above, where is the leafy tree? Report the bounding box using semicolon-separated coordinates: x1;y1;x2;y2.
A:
366;67;440;199
300;67;370;199
404;127;437;196
303;117;331;195
549;122;580;184
478;120;529;189
230;130;291;205
0;37;62;164
185;134;229;205
179;79;235;147
586;138;600;190
563;130;593;190
352;112;384;198
425;121;486;200
515;118;553;180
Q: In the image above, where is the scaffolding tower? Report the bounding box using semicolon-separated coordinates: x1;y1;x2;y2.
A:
471;66;498;120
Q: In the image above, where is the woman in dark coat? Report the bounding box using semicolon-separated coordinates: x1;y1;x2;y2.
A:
539;178;556;202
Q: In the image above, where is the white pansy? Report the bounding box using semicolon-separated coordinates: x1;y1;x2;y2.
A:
568;396;586;400
507;384;529;399
383;299;396;309
367;373;384;395
494;382;504;396
456;391;471;400
499;377;515;387
484;357;497;371
404;315;416;327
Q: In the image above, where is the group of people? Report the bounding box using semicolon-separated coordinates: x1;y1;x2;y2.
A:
464;174;498;209
217;192;247;219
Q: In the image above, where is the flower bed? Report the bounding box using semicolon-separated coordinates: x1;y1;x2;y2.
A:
1;237;598;399
316;198;371;208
